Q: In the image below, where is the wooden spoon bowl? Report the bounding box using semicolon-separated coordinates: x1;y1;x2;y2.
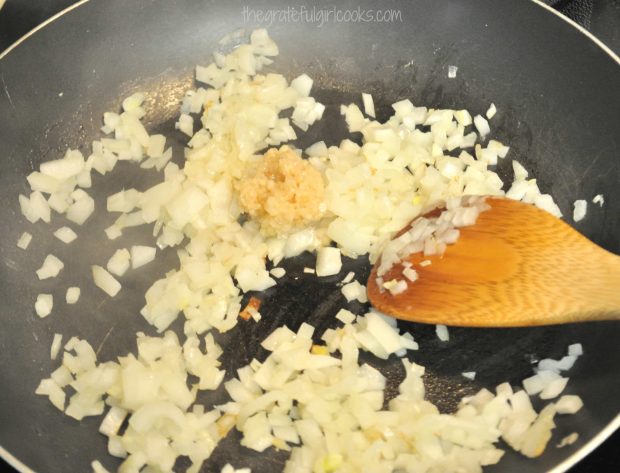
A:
367;198;620;327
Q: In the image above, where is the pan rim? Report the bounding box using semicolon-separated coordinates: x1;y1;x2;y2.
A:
0;0;91;60
549;413;620;473
0;447;34;473
0;0;618;472
0;0;619;66
529;0;619;65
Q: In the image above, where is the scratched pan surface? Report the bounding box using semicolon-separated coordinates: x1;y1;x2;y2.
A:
0;0;619;472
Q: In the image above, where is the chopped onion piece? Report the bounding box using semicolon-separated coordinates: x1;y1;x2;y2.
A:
512;160;529;181
523;370;560;396
568;343;583;357
270;267;286;278
592;194;604;207
54;226;78;244
454;109;472;126
572;199;587;222
176;113;194;137
534;194;562;218
315;247;342;277
341;280;368;303
365;311;405;355
361;92;375;118
99;406;128;437
107;248;131;276
130;245;156;269
36;254;64;280
19;192;45;223
448;65;458;78
305;141;328;157
462;371;476;380
92;265;121;297
340;103;366;132
335;308;356;325
436;324;449;342
17;232;32;250
107;189;141;213
402;267;418;282
35;294;53;318
35;378;65;411
556;355;577;371
486;103;497;119
66;191;95;225
555;395;583;414
50;333;63;360
104;225;122;240
473;114;490;138
540;377;568;399
386;279;408;295
66;287;81;304
556;433;579;448
290;73;313;97
122;92;145;113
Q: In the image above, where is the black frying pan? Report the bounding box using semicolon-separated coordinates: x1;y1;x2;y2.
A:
0;0;619;472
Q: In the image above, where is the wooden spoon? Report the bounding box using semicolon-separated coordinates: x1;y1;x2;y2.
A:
367;198;620;327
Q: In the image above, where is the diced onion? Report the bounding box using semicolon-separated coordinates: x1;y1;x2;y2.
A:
335;308;356;325
555;395;583;414
473;114;490;138
66;191;95;225
290;74;313;97
35;294;53;318
341;280;368;303
107;248;131;276
436;324;449;342
315;247;342;277
92;265;121;297
99;406;128;437
35;378;65;410
176;114;194;137
54;226;78;244
540;377;568;400
36;254;64;280
486;103;497;119
17;232;32;250
130;245;156;269
362;93;375;118
50;333;63;360
556;433;579;448
270;267;286;278
66;287;81;304
573;199;587;222
568;343;583;357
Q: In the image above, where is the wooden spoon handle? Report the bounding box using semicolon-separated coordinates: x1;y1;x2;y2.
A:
557;249;620;322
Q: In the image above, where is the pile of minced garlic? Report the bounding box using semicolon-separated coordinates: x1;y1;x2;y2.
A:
238;146;326;235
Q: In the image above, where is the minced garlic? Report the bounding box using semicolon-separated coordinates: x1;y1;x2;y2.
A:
238;146;325;235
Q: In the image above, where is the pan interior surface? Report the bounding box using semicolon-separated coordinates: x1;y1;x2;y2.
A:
0;0;618;472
